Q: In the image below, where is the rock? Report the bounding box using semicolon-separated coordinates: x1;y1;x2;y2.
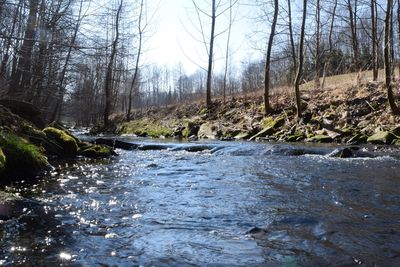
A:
391;126;400;136
0;133;49;178
308;134;333;143
94;138;138;150
286;133;305;142
367;131;398;145
328;147;354;158
0;191;23;220
43;127;78;156
0;99;45;128
198;122;220;139
79;144;116;158
234;132;251;140
301;111;312;124
249;126;275;141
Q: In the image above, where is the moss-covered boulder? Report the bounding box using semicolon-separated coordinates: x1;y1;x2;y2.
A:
79;143;115;158
367;131;398;145
43;127;78;156
0;134;49;177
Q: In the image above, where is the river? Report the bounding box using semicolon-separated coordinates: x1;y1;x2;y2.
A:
1;139;400;266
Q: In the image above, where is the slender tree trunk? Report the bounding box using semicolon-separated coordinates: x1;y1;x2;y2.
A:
347;0;359;71
294;0;307;119
8;0;39;98
371;0;378;81
397;0;400;78
206;0;216;109
104;0;123;127
264;0;278;114
287;0;296;75
50;0;84;122
314;0;321;89
0;0;23;80
127;0;144;121
384;0;399;114
223;0;233;105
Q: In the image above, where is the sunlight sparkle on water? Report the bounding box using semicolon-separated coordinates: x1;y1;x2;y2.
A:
59;252;72;260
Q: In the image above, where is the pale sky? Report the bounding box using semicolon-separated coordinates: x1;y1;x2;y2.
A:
144;0;262;75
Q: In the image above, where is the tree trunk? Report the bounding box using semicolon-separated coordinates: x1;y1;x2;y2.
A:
8;0;39;99
294;0;307;119
287;0;296;76
223;0;234;105
206;0;216;109
384;0;399;114
347;0;359;71
51;0;84;122
127;0;144;121
264;0;278;114
314;0;321;89
104;0;123;127
371;0;378;81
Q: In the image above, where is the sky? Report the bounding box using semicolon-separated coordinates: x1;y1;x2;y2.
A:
143;0;263;75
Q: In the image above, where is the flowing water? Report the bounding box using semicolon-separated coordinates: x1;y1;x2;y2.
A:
1;139;400;266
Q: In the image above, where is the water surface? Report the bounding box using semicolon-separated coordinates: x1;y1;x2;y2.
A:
1;140;400;266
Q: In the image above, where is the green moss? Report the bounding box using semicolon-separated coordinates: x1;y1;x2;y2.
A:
308;134;333;143
199;108;208;115
43;127;78;155
367;131;398;145
119;120;173;138
0;134;48;174
262;115;285;129
80;144;114;158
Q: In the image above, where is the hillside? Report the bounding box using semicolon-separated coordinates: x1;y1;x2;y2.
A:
112;69;400;146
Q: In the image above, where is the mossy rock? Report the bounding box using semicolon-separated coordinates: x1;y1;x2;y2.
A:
119;120;173;138
79;144;115;158
308;134;333;143
262;115;285;129
43;127;78;156
286;133;306;142
367;131;398;145
0;133;49;177
0;148;5;173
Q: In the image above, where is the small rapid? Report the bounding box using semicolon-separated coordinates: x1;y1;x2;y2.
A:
1;140;400;266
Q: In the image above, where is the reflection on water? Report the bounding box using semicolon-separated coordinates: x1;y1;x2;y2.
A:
1;141;400;266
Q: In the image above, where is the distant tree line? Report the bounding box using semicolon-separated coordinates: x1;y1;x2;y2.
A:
0;0;398;126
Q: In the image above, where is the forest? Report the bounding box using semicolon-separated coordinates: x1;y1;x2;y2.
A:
0;0;398;128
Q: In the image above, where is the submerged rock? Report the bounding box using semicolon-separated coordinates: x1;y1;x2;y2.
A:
328;147;354;158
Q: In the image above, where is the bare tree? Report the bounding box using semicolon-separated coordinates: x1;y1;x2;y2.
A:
384;0;399;114
264;0;278;114
8;0;39;98
294;0;307;118
104;0;123;127
206;0;216;109
371;0;378;80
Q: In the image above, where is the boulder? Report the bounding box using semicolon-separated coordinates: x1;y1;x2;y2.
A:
79;143;116;158
367;131;398;145
198;122;220;139
0;133;49;178
94;138;138;150
0;99;45;128
328;147;354;158
43;127;78;156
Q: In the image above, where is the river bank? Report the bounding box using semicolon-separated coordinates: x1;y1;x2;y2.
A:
108;81;400;146
0;101;115;184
